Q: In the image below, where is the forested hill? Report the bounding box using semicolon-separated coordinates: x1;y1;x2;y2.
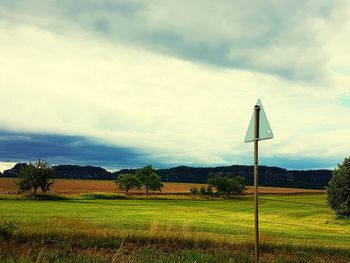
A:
2;163;332;189
117;165;332;189
1;164;112;180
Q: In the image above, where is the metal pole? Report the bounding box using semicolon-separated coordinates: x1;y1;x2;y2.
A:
254;105;260;263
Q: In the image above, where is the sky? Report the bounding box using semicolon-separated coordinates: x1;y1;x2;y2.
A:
1;0;350;171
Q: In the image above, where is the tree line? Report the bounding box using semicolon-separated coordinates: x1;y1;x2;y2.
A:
2;163;332;189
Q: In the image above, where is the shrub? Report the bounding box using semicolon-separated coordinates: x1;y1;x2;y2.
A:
26;194;69;201
206;185;214;197
327;157;350;217
81;192;128;200
190;186;214;197
199;186;207;195
190;187;199;195
0;220;17;240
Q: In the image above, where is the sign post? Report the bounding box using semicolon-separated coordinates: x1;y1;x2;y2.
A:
244;99;273;263
254;105;260;263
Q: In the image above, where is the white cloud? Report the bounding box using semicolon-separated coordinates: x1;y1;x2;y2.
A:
0;2;349;168
0;0;346;81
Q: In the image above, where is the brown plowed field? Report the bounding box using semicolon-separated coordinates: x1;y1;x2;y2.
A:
0;178;325;195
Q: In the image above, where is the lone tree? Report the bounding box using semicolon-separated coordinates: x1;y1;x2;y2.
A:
115;173;141;194
208;175;246;198
327;157;350;217
136;165;163;196
17;159;54;196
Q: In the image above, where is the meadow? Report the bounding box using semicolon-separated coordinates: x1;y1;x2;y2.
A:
0;193;349;262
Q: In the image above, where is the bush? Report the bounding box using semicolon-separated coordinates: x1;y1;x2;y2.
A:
0;220;17;240
206;185;214;197
25;194;69;201
199;186;207;195
81;192;128;200
327;157;350;217
190;186;214;197
190;187;199;195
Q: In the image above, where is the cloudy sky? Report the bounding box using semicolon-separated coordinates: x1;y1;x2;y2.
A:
1;0;350;171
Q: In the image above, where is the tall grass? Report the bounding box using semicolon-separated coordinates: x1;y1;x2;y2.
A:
1;228;349;263
2;217;349;263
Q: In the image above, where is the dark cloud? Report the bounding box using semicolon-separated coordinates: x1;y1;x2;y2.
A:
0;130;338;170
0;130;164;169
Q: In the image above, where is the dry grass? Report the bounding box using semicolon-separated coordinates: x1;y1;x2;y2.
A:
0;178;204;195
0;177;325;195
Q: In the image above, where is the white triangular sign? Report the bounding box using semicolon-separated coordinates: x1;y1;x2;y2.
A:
244;99;273;143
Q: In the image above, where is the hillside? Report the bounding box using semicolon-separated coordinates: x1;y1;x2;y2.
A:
2;163;332;189
117;165;331;189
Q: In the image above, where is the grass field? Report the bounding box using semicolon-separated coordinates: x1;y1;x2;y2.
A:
0;178;325;195
0;194;349;262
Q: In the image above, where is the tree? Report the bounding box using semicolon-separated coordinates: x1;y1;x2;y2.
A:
230;176;246;196
208;176;227;196
17;160;54;196
115;173;141;194
136;165;163;196
208;176;246;198
327;157;350;217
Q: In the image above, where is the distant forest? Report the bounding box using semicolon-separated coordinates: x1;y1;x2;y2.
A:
1;163;332;189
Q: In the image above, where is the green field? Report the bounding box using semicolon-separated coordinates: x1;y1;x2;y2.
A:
0;194;349;262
